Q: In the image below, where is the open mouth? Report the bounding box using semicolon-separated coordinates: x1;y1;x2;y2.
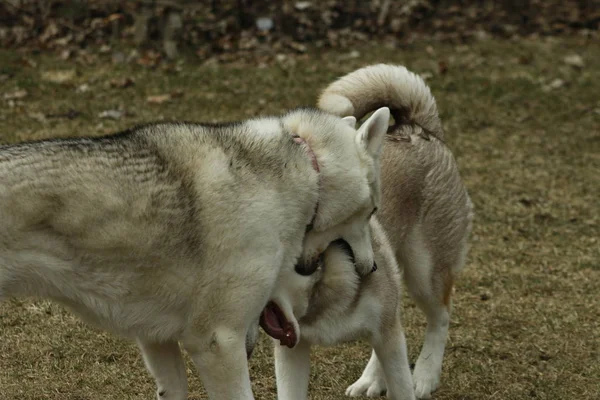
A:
259;302;297;348
295;239;357;276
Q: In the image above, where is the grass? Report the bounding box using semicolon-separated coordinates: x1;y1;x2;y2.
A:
1;35;599;399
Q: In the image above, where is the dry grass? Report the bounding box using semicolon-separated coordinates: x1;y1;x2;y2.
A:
1;35;599;399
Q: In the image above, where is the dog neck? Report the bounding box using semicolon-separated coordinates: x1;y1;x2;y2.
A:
291;134;320;231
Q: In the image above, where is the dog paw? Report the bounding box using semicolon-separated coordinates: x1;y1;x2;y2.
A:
412;362;440;399
345;375;387;397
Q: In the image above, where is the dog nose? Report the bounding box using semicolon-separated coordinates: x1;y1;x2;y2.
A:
372;262;378;272
295;254;323;276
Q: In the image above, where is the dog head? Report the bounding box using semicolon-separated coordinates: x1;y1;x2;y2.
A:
283;107;389;277
260;255;324;348
259;237;362;348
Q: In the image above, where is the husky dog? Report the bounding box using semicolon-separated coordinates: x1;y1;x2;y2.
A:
0;107;390;400
269;64;473;400
270;220;415;400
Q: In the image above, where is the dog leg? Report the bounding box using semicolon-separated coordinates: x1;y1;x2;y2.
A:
184;327;254;399
274;340;311;400
345;349;387;397
411;295;450;399
137;339;188;400
403;239;458;399
373;324;415;400
407;308;449;399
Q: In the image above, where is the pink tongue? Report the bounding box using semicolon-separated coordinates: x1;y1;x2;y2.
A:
259;302;297;348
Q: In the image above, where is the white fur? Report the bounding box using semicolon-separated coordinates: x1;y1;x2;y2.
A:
267;64;474;399
346;351;387;397
271;219;416;400
0;108;388;399
318;64;442;138
315;64;474;399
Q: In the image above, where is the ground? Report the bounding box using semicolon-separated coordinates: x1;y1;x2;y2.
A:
0;35;599;399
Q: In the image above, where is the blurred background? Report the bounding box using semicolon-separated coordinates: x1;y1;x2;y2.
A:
1;0;598;61
1;1;599;400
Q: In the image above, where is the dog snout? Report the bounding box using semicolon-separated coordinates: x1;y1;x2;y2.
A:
353;251;376;277
295;253;323;276
341;227;375;277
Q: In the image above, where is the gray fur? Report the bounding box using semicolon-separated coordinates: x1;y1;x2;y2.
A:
272;64;473;400
0;107;389;400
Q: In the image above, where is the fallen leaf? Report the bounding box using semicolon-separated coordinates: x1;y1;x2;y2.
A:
53;34;72;47
60;49;72;60
339;50;360;60
256;17;274;32
41;69;76;84
563;54;584;68
3;89;28;100
20;58;37;68
78;52;98;65
112;52;126;64
29;112;47;123
542;78;565;92
137;51;162;68
47;109;81;120
106;13;124;23
76;84;90;93
147;94;172;104
295;2;312;11
438;60;448;74
518;55;532;64
170;89;184;99
98;109;123;120
288;42;307;53
39;22;59;43
110;77;135;89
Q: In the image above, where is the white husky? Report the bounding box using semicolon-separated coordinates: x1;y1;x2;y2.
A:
268;64;473;400
0;107;390;399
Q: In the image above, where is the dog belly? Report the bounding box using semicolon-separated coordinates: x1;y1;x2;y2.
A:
65;299;188;341
302;314;376;346
1;246;192;340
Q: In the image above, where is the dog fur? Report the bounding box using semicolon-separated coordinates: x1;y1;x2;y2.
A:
0;107;390;400
271;64;473;400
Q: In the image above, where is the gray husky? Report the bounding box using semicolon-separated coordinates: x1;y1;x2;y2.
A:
0;107;391;400
269;64;473;399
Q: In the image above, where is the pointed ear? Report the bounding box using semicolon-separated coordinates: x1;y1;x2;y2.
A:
342;116;356;128
356;107;389;158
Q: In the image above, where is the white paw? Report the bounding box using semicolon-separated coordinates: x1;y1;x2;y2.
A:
346;375;387;398
412;360;441;399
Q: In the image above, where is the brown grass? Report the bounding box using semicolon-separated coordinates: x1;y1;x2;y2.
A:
1;35;599;399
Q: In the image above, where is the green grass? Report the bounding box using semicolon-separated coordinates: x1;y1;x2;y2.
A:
1;35;599;399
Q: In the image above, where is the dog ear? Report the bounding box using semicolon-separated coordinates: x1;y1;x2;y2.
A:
356;107;389;158
342;116;357;128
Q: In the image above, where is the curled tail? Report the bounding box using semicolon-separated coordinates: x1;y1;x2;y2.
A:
318;64;443;139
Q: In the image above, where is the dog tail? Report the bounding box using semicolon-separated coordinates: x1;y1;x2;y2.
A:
318;64;443;139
